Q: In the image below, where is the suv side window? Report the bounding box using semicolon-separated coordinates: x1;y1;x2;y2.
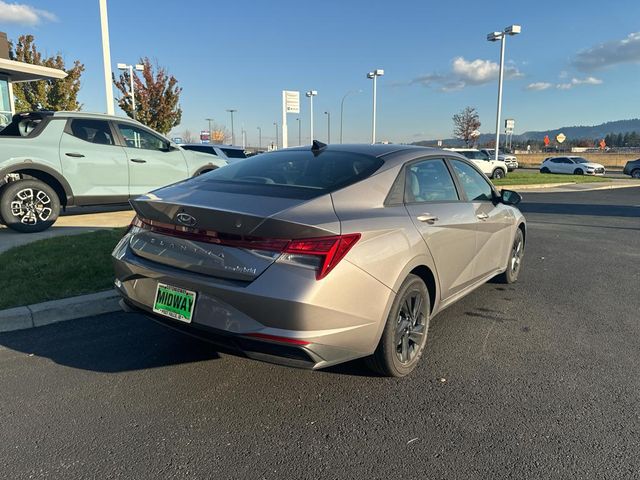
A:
405;159;459;203
69;119;115;145
117;124;167;151
450;159;493;202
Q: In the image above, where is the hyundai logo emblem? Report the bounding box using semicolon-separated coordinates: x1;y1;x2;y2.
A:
176;212;197;227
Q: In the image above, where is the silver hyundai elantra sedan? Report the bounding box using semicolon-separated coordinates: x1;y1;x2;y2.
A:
113;142;526;376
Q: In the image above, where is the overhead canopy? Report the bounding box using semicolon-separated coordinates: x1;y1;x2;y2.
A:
0;58;67;83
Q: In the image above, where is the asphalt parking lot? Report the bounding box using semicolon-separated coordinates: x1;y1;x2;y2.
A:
1;187;639;479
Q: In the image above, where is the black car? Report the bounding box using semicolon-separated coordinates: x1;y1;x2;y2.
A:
622;158;640;178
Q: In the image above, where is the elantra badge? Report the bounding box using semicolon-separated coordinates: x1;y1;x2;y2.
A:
176;212;197;227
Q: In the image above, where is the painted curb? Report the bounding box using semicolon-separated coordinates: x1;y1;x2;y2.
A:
0;290;121;333
498;182;639;192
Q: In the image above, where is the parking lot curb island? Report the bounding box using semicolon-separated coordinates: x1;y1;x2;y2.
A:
0;290;121;333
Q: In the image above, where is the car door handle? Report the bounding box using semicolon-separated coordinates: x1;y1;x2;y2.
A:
65;152;85;158
130;158;147;163
417;214;439;224
477;212;489;220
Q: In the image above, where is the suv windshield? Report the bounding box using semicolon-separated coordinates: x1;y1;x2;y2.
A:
197;149;383;197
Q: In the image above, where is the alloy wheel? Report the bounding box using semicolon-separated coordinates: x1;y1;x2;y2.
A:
9;188;53;225
632;169;640;179
395;290;427;364
511;236;524;275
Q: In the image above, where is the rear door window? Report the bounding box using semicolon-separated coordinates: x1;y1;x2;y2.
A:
405;159;459;203
68;119;115;145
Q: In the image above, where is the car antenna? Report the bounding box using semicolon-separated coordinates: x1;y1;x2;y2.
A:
311;140;327;151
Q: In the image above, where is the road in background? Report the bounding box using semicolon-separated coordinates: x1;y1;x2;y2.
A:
1;187;639;479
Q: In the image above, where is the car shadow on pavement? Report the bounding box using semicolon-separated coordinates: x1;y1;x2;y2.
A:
0;312;222;373
519;202;640;217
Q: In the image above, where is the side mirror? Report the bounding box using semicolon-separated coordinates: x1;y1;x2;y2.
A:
500;189;522;206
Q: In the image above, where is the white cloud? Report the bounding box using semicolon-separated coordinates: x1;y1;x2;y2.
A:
556;76;603;89
0;1;56;25
572;32;640;71
410;57;523;92
526;82;553;91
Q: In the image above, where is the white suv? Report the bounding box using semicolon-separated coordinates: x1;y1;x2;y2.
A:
445;148;508;179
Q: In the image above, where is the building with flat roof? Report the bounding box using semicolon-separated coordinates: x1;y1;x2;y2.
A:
0;31;67;127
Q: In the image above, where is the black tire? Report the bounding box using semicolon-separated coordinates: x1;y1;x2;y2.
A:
631;169;640;179
573;168;584;175
540;167;550;174
492;168;506;180
496;228;524;284
366;274;430;377
0;179;60;233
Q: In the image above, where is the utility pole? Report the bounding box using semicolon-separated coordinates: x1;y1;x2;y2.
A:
99;0;114;115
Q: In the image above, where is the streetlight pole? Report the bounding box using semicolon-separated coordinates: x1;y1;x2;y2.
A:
99;0;114;115
339;90;360;144
305;90;317;141
274;122;279;149
257;126;262;149
324;111;331;144
296;118;301;146
226;109;237;145
367;69;384;144
117;63;144;120
205;117;213;143
487;25;521;161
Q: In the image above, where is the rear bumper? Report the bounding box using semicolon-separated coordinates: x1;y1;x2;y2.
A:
112;238;395;370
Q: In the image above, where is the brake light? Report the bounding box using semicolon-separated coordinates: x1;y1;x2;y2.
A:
284;234;361;280
131;215;360;280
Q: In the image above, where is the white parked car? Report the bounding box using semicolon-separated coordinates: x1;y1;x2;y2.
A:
540;156;606;175
445;148;509;179
480;149;518;171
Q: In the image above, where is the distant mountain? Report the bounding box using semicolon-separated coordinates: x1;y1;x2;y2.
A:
412;119;640;145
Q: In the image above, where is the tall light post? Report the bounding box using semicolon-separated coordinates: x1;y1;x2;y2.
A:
296;118;301;145
324;111;331;144
257;126;262;149
305;90;317;141
117;63;144;120
226;109;237;145
366;69;384;144
99;0;114;115
339;90;361;144
205;117;214;143
273;122;279;150
487;25;521;161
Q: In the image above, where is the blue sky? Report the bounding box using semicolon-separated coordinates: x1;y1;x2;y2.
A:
1;0;640;145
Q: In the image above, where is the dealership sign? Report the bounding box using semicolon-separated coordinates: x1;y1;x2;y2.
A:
283;90;300;114
556;133;566;144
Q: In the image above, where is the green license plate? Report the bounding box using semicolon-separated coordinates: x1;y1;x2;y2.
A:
153;283;196;323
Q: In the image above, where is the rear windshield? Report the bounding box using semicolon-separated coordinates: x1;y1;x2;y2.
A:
182;145;214;154
196;149;383;198
221;147;247;159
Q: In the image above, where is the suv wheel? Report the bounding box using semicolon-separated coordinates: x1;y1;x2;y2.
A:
540;167;550;173
496;229;524;284
366;274;430;377
573;168;584;175
631;169;640;179
0;179;60;233
492;168;506;179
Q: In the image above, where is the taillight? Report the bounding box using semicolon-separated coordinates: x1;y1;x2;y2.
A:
131;215;360;280
283;234;361;280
